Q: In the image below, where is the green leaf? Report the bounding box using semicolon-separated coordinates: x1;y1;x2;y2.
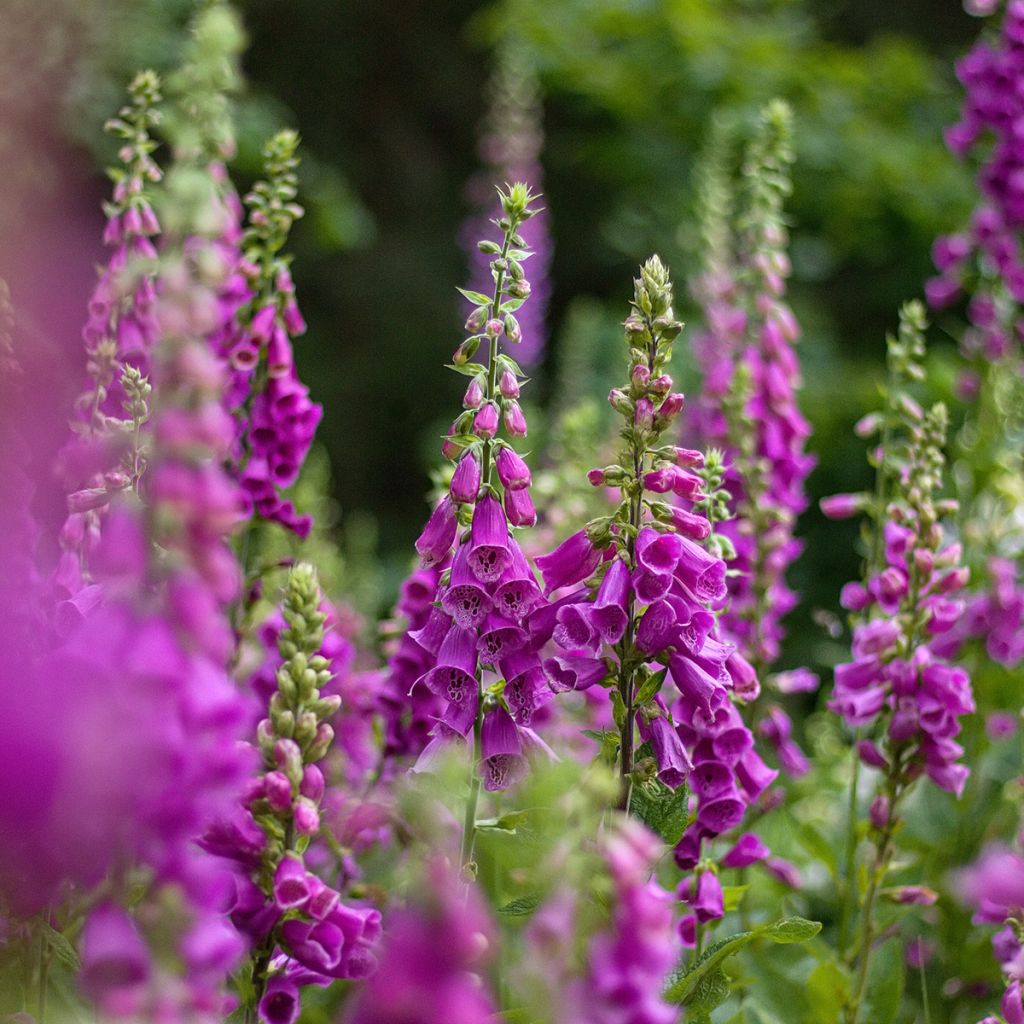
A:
806;959;850;1024
664;918;822;1006
760;917;822;944
42;921;80;972
685;966;732;1018
456;287;492;305
610;689;627;730
635;667;668;707
722;884;750;913
497;893;543;916
628;779;689;846
444;361;487;377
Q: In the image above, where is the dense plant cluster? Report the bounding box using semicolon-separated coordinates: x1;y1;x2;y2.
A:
1;2;1023;1024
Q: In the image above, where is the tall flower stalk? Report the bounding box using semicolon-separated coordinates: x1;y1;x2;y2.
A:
409;182;545;873
822;302;974;1022
533;257;771;858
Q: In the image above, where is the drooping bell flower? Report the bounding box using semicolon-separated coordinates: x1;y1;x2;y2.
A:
449;450;481;504
496;445;531;490
590;558;630;644
467;494;512;583
79;903;151;1005
534;529;601;594
415;497;458;567
441;543;493;628
480;704;527;791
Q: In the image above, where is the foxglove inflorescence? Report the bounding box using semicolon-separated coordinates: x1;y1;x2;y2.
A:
690;100;814;681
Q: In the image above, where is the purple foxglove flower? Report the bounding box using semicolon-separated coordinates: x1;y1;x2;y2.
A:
689;759;736;801
280;919;343;972
543;654;608;693
887;885;939;906
259;976;301;1024
1007;984;1024;1024
633;568;673;604
675;535;728;603
442;544;494;628
496;445;531;490
274;855;312;911
409;604;452;656
670;506;711;541
693;870;724;922
678;914;697;948
449;450;481;504
712;726;755;765
468;494;512;583
294;796;320;836
698;796;746;835
499;368;520;398
463;375;485;409
674;824;706;871
643;467;676;493
181;917;245;975
721;833;770;869
820;493;861;519
477;611;528;663
727;652;760;701
649;716;691;789
772;667;819;694
415;497;458;567
553;602;598;652
481;704;521;760
764;857;802;889
492;542;542;619
634;397;654;430
987;712;1017;741
534;529;601;594
504;400;528;437
504;484;537;527
423;624;478;703
590;558;630;643
79;903;150;1002
473;402;499;438
669;651;727;716
735;749;778;802
635;527;682;575
636;599;677;655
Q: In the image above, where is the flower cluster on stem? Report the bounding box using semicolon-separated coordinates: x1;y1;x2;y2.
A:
822;301;974;1022
410;183;547;872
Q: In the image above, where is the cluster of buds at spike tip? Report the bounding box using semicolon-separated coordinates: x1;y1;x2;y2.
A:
218;563;380;1008
826;303;974;802
532;257;771;869
213;129;321;537
410;184;554;793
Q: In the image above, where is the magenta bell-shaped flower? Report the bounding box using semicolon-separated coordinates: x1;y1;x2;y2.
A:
591;558;630;644
649;715;691;790
415;497;458;567
450;450;482;504
422;623;478;708
259;976;302;1024
274;855;312;911
79;903;151;1003
635;599;677;655
535;529;601;594
496;445;531;490
442;543;494;628
721;833;771;869
504;400;528;437
504;485;537;527
480;704;527;792
473;402;499;439
693;870;724;922
468;494;512;583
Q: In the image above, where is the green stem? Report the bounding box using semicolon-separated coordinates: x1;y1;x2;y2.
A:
837;741;861;955
461;216;515;867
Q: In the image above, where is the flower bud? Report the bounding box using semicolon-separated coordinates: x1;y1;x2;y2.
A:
265;770;293;812
464;306;488;333
630;364;650;390
608;388;633;416
820;493;862;520
587;468;606;487
504;314;521;343
274;739;304;787
869;795;890;831
300;764;325;803
496;446;531;490
452;337;481;365
649;374;673;396
463;376;485;410
293;796;320;836
504;401;528;437
474;403;499;439
499;369;520;398
674;447;704;468
633;398;654;431
485;318;504;338
306;723;334;762
450;450;482;504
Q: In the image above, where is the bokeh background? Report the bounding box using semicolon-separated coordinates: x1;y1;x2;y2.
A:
0;0;983;662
